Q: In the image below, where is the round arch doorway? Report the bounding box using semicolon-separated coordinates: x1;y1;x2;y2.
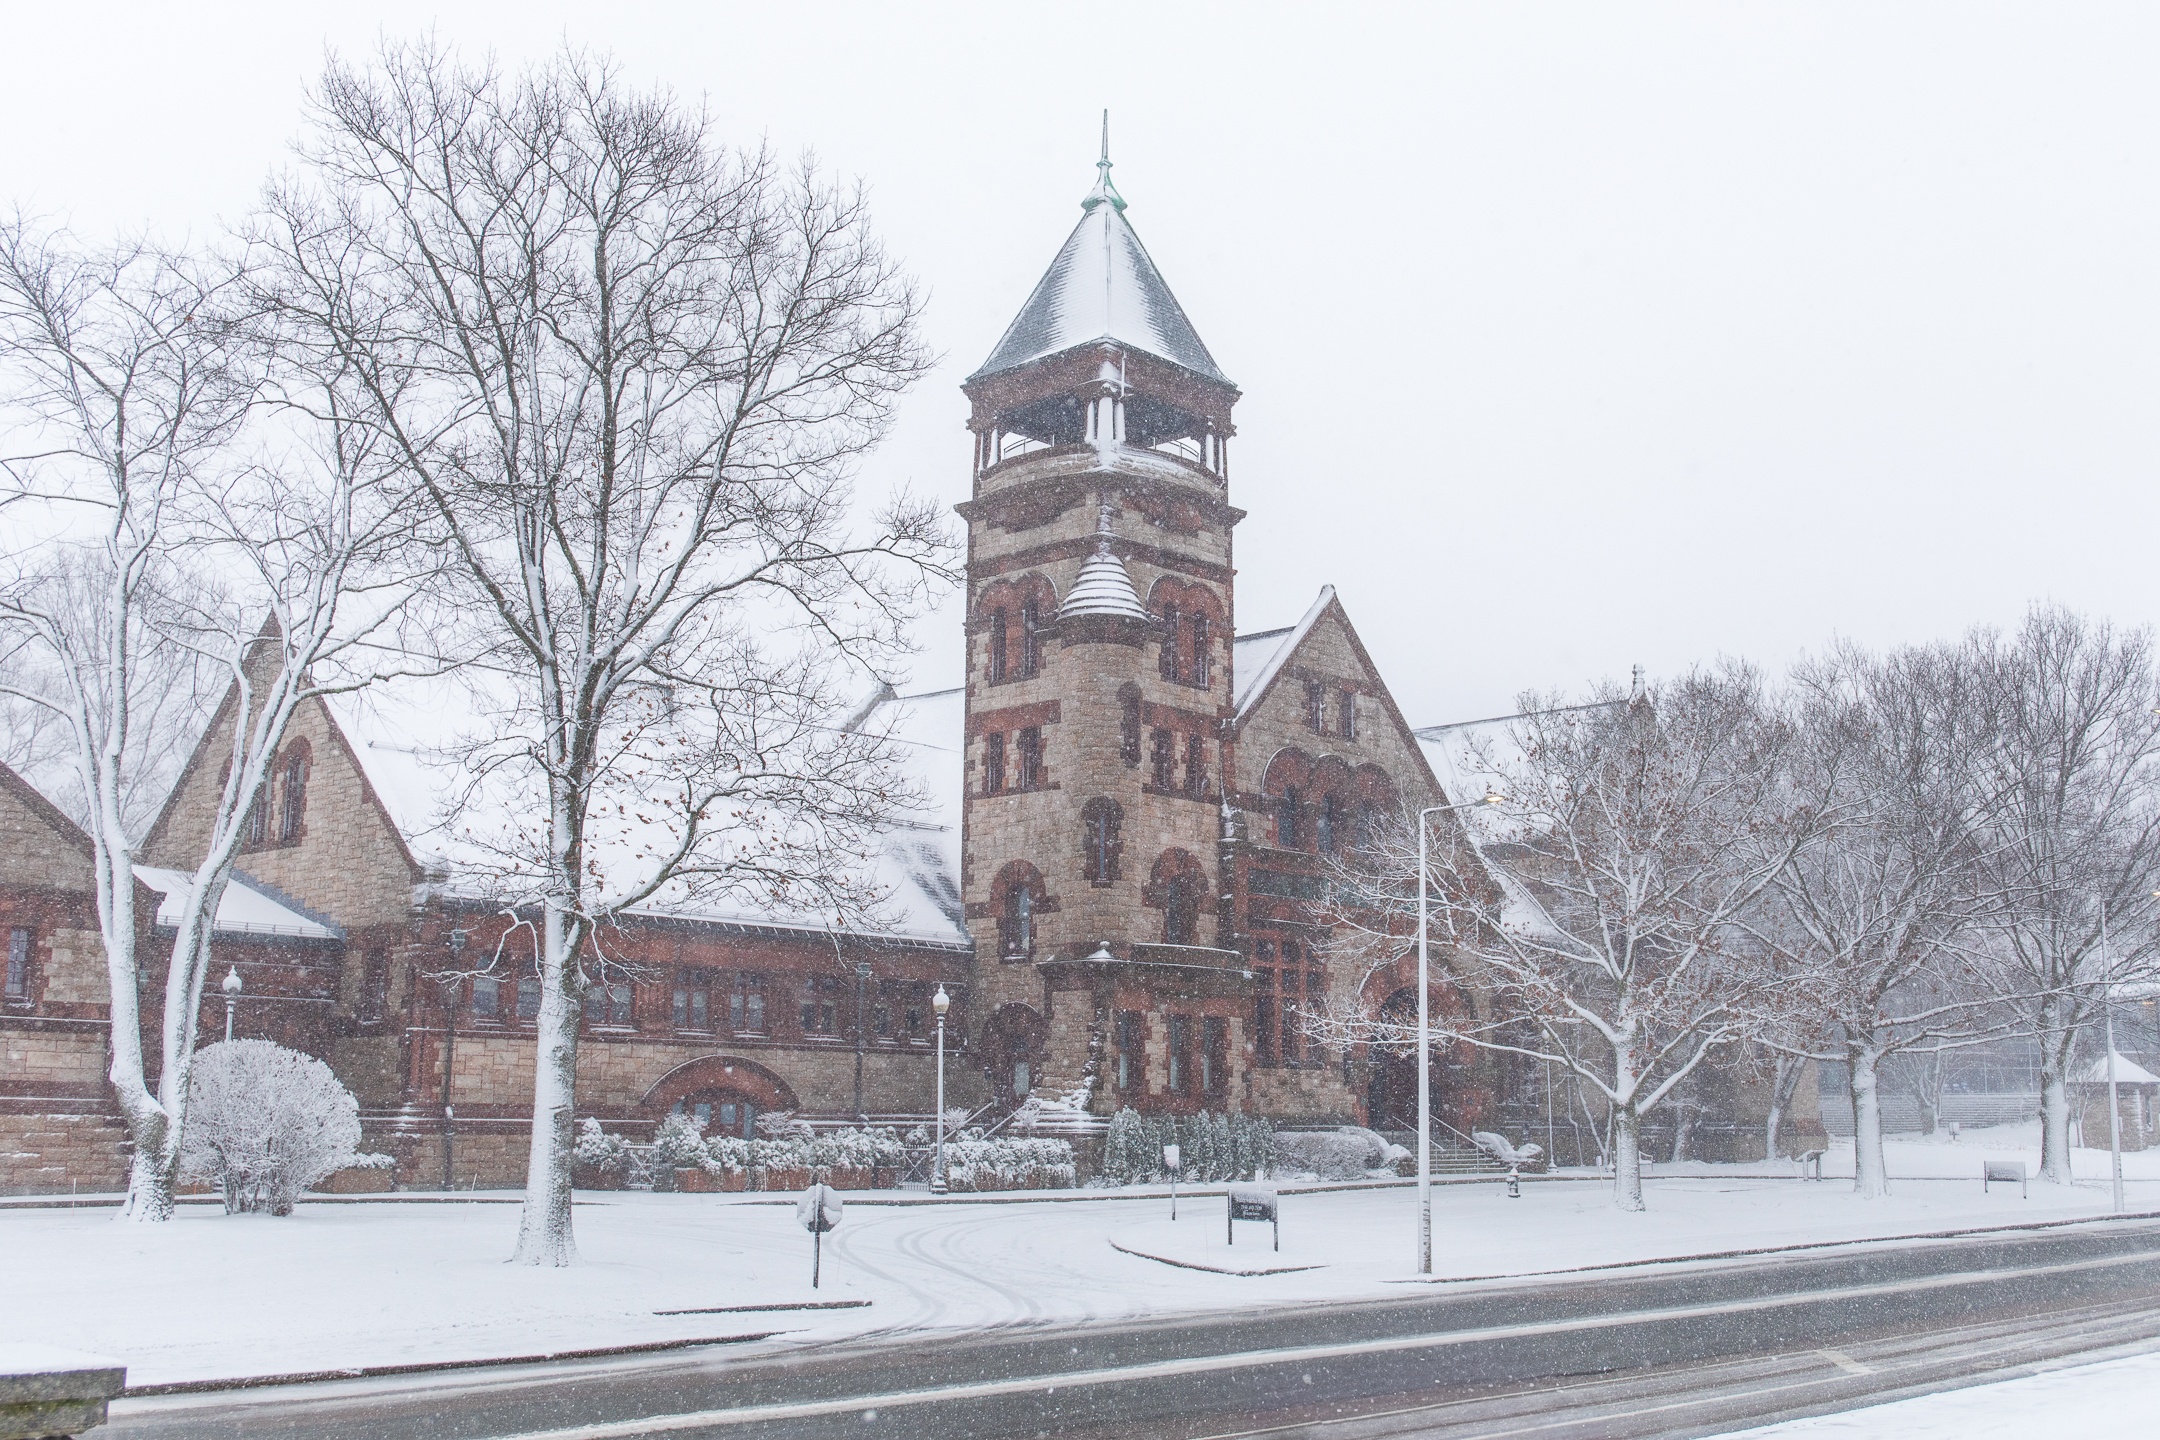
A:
1363;985;1471;1131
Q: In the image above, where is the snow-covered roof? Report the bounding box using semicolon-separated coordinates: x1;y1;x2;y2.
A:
1232;588;1334;721
2076;1051;2160;1087
135;867;343;941
969;159;1229;387
323;679;970;950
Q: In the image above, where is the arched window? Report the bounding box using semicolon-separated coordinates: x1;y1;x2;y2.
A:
1277;787;1303;849
1158;602;1182;681
1183;735;1208;797
1189;613;1211;688
987;606;1008;683
1317;792;1346;854
1001;887;1034;960
1020;599;1042;677
276;741;311;844
1148;850;1208;948
1163;873;1200;946
1081;799;1122;887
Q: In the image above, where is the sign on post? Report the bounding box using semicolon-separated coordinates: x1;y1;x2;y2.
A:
797;1181;844;1288
1163;1144;1182;1220
1983;1160;2027;1198
1227;1184;1279;1252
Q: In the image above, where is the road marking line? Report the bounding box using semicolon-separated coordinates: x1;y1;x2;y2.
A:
1817;1347;1876;1376
474;1249;2160;1440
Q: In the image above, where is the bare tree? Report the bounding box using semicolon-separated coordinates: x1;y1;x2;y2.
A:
258;41;950;1263
1316;668;1810;1210
1964;607;2160;1183
0;217;415;1220
1764;642;2004;1197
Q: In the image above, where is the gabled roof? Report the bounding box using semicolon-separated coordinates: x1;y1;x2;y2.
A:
2077;1051;2160;1087
1232;587;1335;721
969;154;1229;387
0;758;95;861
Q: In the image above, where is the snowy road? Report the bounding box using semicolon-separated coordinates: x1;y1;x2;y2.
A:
97;1215;2160;1440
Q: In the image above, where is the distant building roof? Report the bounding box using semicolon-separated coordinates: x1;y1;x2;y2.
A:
969;152;1229;387
2076;1051;2160;1087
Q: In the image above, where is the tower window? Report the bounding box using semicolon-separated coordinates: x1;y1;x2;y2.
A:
1000;885;1036;961
359;949;389;1021
1118;685;1142;766
1082;798;1122;886
984;732;1006;795
1016;726;1042;789
1203;1016;1228;1095
1189;614;1211;688
1183;735;1207;798
1150;728;1175;790
987;607;1008;683
1305;681;1327;733
1159;603;1182;681
1339;689;1357;740
1021;600;1042;677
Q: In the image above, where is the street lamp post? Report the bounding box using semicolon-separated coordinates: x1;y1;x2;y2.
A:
854;960;872;1122
1415;792;1502;1277
221;966;243;1043
932;984;951;1195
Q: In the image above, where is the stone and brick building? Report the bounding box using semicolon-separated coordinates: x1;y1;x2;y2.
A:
0;144;1816;1192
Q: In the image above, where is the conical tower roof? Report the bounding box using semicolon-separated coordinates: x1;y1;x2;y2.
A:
1058;503;1149;623
969;129;1229;387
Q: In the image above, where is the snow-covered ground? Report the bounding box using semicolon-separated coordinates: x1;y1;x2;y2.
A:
1720;1349;2160;1437
1;1123;2153;1390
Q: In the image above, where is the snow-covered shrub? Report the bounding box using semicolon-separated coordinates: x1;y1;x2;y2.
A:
179;1039;388;1215
943;1137;1076;1191
652;1112;709;1169
756;1110;814;1141
1272;1129;1374;1181
805;1126;906;1172
1099;1109;1274;1185
573;1118;631;1181
705;1135;751;1174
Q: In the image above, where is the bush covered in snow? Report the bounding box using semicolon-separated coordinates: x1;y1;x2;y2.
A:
1099;1109;1274;1185
699;1126;907;1177
1271;1128;1391;1181
942;1136;1076;1191
179;1040;389;1215
573;1118;631;1182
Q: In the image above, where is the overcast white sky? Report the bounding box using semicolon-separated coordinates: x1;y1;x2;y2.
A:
6;4;2154;724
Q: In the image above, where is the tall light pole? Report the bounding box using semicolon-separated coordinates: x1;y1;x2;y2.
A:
221;966;243;1043
441;929;467;1193
1416;791;1502;1276
932;984;951;1195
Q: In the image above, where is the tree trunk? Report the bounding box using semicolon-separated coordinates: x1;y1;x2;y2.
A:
2037;998;2075;1184
511;899;583;1265
1850;1042;1889;1199
1668;1098;1697;1165
1612;1107;1645;1212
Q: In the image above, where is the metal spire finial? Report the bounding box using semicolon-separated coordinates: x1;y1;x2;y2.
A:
1095;495;1117;550
1082;110;1127;214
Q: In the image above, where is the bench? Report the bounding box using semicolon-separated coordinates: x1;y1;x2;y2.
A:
1983;1160;2028;1198
0;1345;127;1439
1795;1149;1826;1181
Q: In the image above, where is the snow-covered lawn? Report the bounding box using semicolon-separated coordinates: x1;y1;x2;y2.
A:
1;1123;2153;1390
1720;1349;2160;1437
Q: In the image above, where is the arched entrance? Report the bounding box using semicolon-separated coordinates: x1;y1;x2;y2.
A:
1363;984;1471;1130
980;1004;1046;1109
639;1056;797;1137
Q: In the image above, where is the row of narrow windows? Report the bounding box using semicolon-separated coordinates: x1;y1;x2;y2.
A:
983;604;1214;688
982;722;1212;799
1114;1010;1230;1095
1275;789;1385;855
235;743;312;851
996;855;1204;959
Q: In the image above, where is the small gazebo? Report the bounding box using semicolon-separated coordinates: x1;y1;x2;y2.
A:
2073;1051;2160;1152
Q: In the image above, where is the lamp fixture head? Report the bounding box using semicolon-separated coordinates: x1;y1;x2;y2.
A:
932;984;950;1017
